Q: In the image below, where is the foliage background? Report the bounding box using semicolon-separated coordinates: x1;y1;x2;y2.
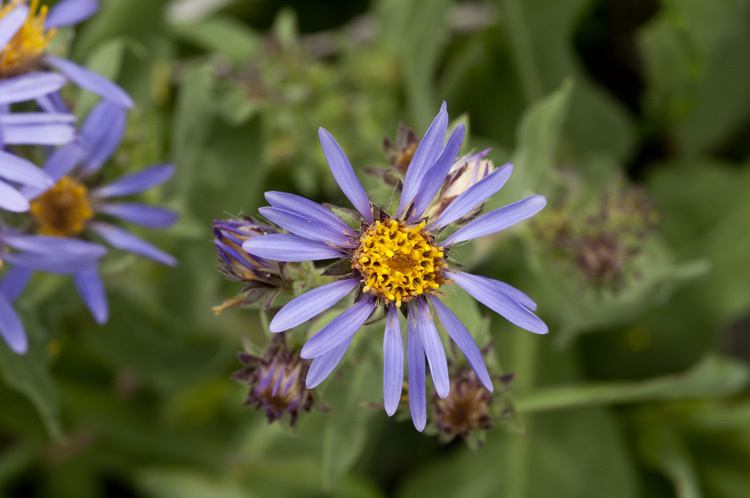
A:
2;0;750;496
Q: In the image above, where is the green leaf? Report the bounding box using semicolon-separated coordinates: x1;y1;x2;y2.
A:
169;15;261;64
0;337;63;440
515;354;750;413
73;38;128;119
137;467;257;498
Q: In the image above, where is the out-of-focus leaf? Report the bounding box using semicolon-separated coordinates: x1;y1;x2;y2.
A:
73;38;127;119
137;467;256;498
170;15;261;64
0;335;62;440
515;354;749;413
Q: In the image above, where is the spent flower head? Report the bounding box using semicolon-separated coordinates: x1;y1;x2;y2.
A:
232;333;315;427
241;102;548;431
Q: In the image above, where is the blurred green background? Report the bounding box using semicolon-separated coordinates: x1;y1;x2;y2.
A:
2;0;750;496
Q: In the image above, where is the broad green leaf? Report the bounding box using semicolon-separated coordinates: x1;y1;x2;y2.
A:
170;15;261;64
137;467;256;498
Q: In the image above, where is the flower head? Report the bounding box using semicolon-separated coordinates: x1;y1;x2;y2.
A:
242;103;547;430
232;334;315;426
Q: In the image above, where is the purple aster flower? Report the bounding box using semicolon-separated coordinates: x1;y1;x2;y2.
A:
18;100;176;324
0;229;106;353
0;0;131;108
242;103;548;431
0;71;75;212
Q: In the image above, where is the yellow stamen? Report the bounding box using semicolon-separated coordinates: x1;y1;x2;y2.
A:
0;0;57;77
353;219;447;305
30;176;93;237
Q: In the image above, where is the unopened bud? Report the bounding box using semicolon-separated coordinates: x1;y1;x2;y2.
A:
423;150;495;221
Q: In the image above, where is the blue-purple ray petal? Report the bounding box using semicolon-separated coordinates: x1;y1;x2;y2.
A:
410;123;465;220
465;273;537;311
383;305;404;416
79;100;127;176
0;3;27;49
306;334;354;389
406;311;427;431
0;294;27;354
0;73;67;105
0;233;106;259
300;296;376;358
96;203;178;228
0;252;100;274
45;0;99;28
91;163;175;198
0;113;75;145
415;298;450;399
0;267;33;303
429;296;493;391
397;104;449;217
451;271;548;334
44;56;134;109
0;150;53;188
259;206;355;248
443;195;547;245
265;191;356;237
0;180;31;212
36;91;69;114
269;278;359;332
242;234;345;262
22;142;85;200
74;267;108;325
429;162;514;230
89;221;176;266
318;127;373;223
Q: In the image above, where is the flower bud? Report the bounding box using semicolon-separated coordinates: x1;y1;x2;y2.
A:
430;367;494;439
232;334;315;426
423;149;495;221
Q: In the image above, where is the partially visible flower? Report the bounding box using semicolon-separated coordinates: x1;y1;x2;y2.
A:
0;230;106;353
532;183;658;291
21;100;176;324
431;367;493;437
383;121;419;174
423;149;496;221
0;0;131;108
213;216;285;312
232;333;315;427
0;71;74;211
243;102;548;431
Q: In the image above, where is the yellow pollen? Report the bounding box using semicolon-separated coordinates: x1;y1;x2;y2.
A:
0;0;56;77
353;219;447;305
30;176;93;237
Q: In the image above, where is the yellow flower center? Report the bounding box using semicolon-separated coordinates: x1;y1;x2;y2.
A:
353;219;447;306
30;176;93;237
0;0;56;78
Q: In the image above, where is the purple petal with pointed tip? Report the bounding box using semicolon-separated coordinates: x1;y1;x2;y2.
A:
270;278;359;332
306;335;354;389
0;267;33;303
0;150;53;188
406;311;426;431
0;294;27;354
92;164;175;198
300;296;376;358
265;191;356;237
451;271;548;334
89;222;176;266
0;113;75;145
443;195;547;245
259;206;354;248
467;273;537;311
415;299;450;399
397;106;449;217
430;296;493;391
411;124;465;220
318;128;373;223
97;203;178;228
79;100;126;176
44;56;133;109
0;180;31;212
0;73;67;105
243;234;345;262
74;268;108;325
383;305;403;416
0;4;27;49
45;0;99;28
430;162;514;230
